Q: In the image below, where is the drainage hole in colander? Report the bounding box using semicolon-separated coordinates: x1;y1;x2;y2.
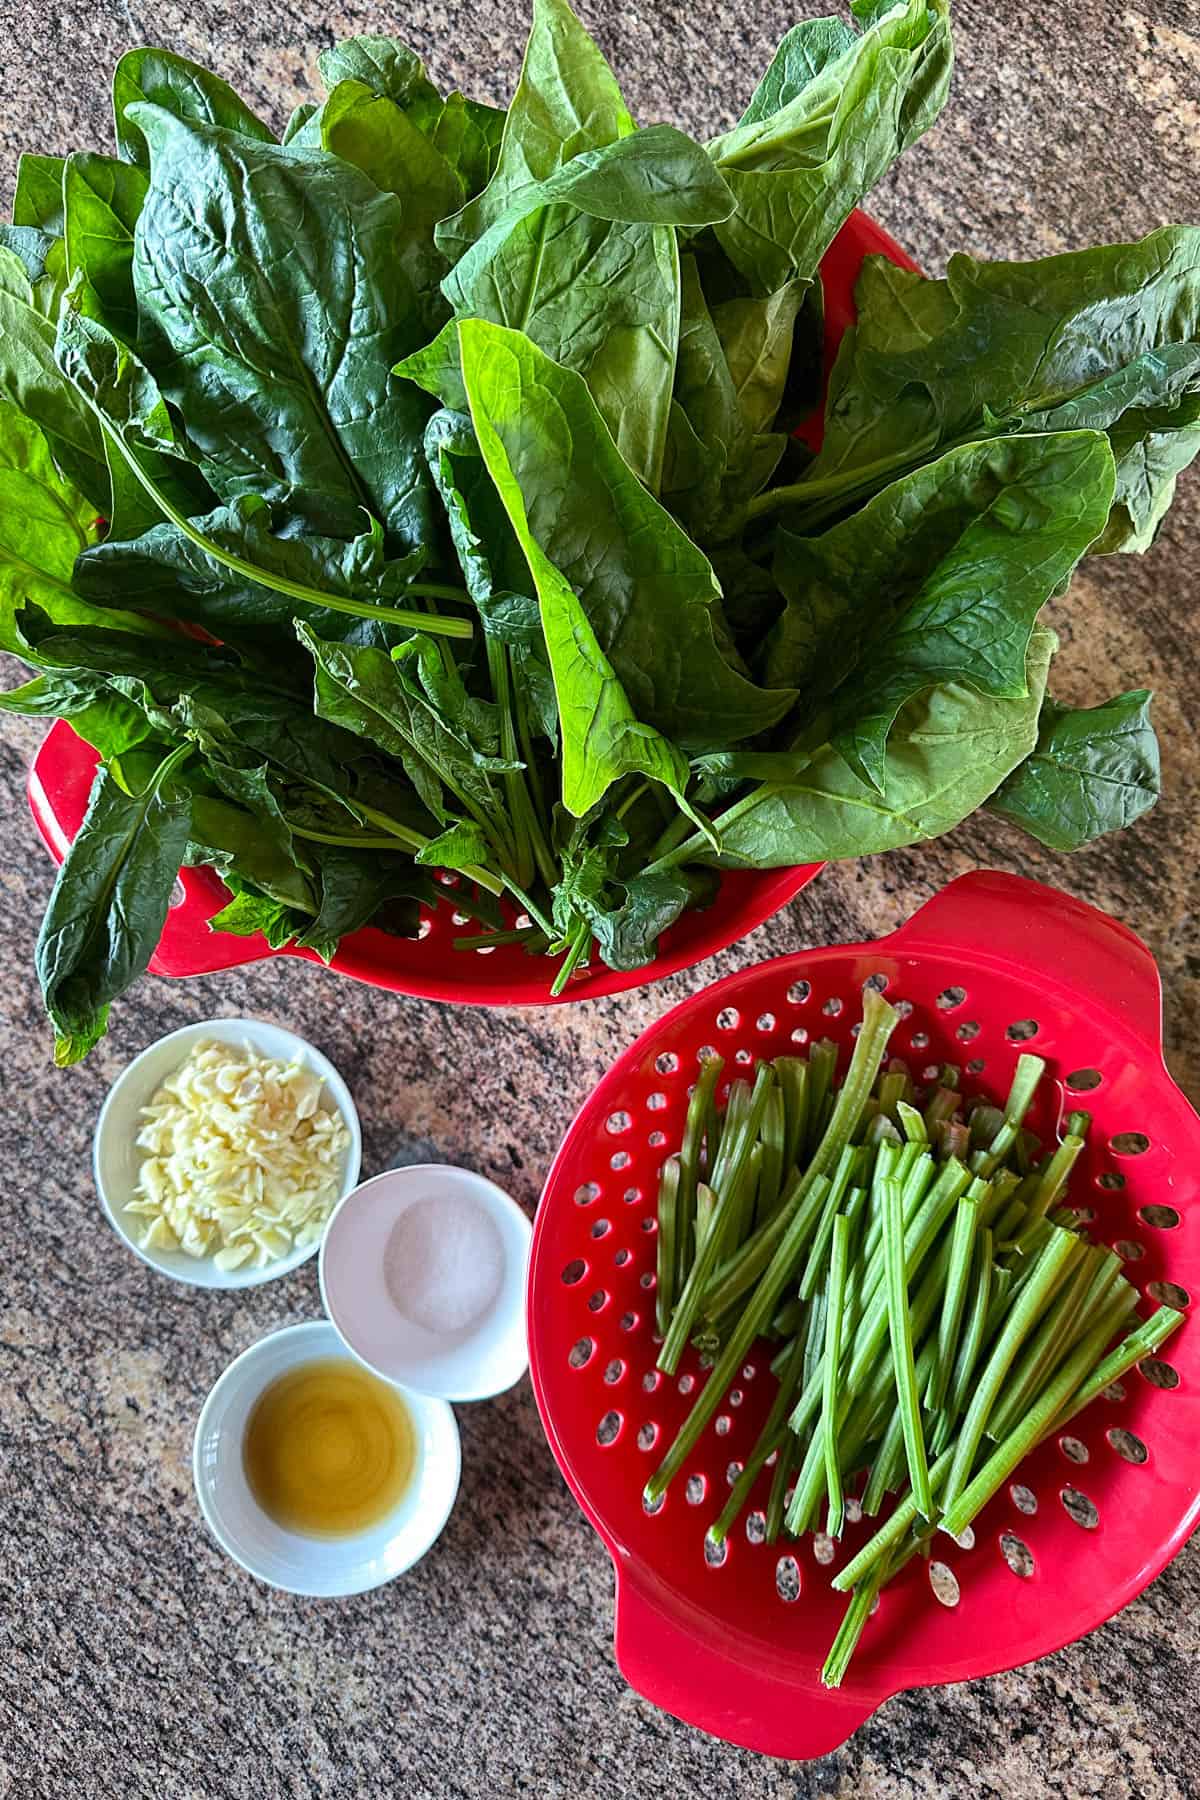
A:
619;1310;637;1331
787;980;812;1006
591;1218;611;1240
697;1044;717;1064
686;1474;706;1505
1148;1280;1191;1308
587;1289;608;1313
728;1388;743;1407
642;1489;665;1516
610;1150;630;1171
1108;1426;1149;1464
716;1007;741;1031
1113;1239;1145;1262
568;1337;594;1369
614;1248;631;1267
596;1411;622;1446
624;1186;641;1205
845;1496;864;1526
812;1532;836;1566
822;996;844;1018
1000;1532;1036;1578
416;916;432;940
893;998;913;1019
746;1510;766;1545
791;1027;809;1047
574;1182;600;1207
929;1562;961;1607
640;1218;656;1234
937;985;967;1010
647;1091;668;1112
911;1030;930;1051
726;1460;743;1486
1067;1068;1103;1091
704;1535;729;1568
648;1130;667;1148
776;1556;801;1601
735;1048;754;1066
948;1524;975;1551
956;1021;981;1042
1139;1203;1180;1229
1059;1435;1089;1464
1098;1171;1126;1191
1070;1206;1097;1224
1101;1379;1126;1402
757;1012;777;1033
714;1414;732;1436
922;1063;943;1083
603;1358;624;1384
1139;1356;1180;1390
642;1370;659;1393
1111;1131;1151;1155
864;972;890;994
1010;1483;1038;1515
605;1110;632;1135
639;1271;655;1291
966;1057;986;1074
655;1051;680;1075
562;1259;586;1285
637;1423;659;1452
1007;1019;1040;1042
1060;1486;1099;1530
742;1362;757;1381
678;1373;695;1395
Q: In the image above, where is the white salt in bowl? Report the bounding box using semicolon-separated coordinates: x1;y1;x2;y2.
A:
319;1165;531;1402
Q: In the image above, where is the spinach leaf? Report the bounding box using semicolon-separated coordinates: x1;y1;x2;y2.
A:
707;0;951;293
14;154;66;232
62;153;149;343
437;0;636;263
802;229;1200;548
430;95;507;198
736;18;858;124
113;48;275;165
767;430;1116;790
457;320;794;751
317;35;442;119
987;689;1160;850
185;790;316;911
0;669;154;758
0;398;169;652
702;627;1055;866
35;741;193;1063
0;246;108;504
317;80;462;301
74;495;427;652
129;106;437;549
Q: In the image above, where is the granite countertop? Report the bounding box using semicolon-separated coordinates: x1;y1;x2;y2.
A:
2;4;1199;1796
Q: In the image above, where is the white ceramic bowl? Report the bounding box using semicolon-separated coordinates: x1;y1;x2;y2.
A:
193;1320;461;1595
93;1018;361;1288
320;1164;532;1402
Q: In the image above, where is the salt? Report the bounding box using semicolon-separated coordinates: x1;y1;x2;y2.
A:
383;1193;504;1335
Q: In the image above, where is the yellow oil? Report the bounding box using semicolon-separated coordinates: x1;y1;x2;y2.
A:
242;1357;417;1538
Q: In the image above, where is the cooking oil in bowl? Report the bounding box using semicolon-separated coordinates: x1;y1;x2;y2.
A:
242;1356;416;1538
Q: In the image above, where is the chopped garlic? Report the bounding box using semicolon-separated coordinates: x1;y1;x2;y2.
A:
127;1039;351;1269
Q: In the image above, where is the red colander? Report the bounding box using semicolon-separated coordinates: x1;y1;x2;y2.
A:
22;210;916;1007
527;871;1200;1757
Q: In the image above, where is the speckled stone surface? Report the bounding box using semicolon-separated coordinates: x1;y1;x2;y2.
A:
2;5;1200;1796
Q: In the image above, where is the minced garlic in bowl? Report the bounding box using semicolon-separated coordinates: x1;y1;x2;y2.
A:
124;1039;352;1271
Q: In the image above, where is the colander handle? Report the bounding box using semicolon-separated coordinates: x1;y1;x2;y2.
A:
891;870;1164;1053
613;1565;875;1759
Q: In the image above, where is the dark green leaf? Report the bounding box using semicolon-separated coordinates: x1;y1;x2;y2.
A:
14;154;66;232
807;228;1200;551
129;106;436;548
113;48;275;165
766;431;1116;789
0;246;108;504
35;742;192;1062
707;0;951;293
705;627;1054;866
430;94;506;198
988;690;1160;850
62;152;149;342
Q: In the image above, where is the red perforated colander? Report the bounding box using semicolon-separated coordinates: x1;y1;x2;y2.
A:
22;211;915;1008
527;872;1200;1757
